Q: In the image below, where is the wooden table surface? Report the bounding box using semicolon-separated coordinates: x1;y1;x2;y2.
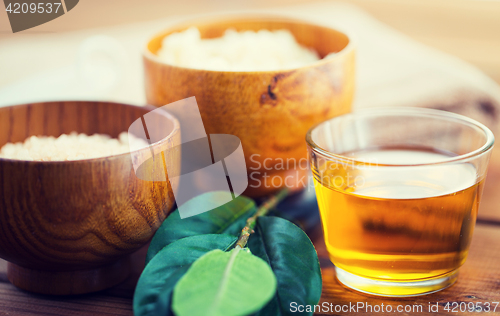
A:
0;196;499;316
1;0;500;315
1;145;500;313
1;167;500;316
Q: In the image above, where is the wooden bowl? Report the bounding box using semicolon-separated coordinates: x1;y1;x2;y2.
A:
144;15;355;197
0;101;180;295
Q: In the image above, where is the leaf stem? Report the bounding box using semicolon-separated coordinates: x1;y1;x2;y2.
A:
234;188;289;249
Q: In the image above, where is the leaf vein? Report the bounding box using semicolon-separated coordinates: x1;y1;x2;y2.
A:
209;248;241;316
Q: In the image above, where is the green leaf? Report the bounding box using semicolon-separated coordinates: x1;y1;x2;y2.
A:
172;248;277;316
146;191;256;264
134;234;237;316
249;216;322;316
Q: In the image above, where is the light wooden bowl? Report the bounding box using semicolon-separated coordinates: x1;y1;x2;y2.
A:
0;101;180;295
144;16;355;197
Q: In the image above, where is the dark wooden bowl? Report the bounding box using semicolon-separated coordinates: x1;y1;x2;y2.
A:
0;101;180;295
143;15;355;197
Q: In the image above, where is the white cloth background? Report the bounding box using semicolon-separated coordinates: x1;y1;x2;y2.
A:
1;2;499;117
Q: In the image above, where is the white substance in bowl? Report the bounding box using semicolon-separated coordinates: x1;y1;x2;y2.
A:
0;132;149;161
156;27;321;71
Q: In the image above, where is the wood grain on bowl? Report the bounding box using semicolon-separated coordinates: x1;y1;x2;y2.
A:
0;101;180;295
144;16;355;197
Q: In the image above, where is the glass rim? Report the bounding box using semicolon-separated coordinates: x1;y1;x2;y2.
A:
305;107;495;167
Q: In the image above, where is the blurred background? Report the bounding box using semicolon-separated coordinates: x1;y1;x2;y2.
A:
1;0;499;87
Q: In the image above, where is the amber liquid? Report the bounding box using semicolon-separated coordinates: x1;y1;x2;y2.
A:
313;147;482;281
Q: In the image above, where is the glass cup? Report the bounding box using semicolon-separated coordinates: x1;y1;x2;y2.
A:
306;107;494;297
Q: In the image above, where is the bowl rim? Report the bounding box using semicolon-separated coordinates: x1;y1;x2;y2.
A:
142;13;356;74
0;101;181;165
